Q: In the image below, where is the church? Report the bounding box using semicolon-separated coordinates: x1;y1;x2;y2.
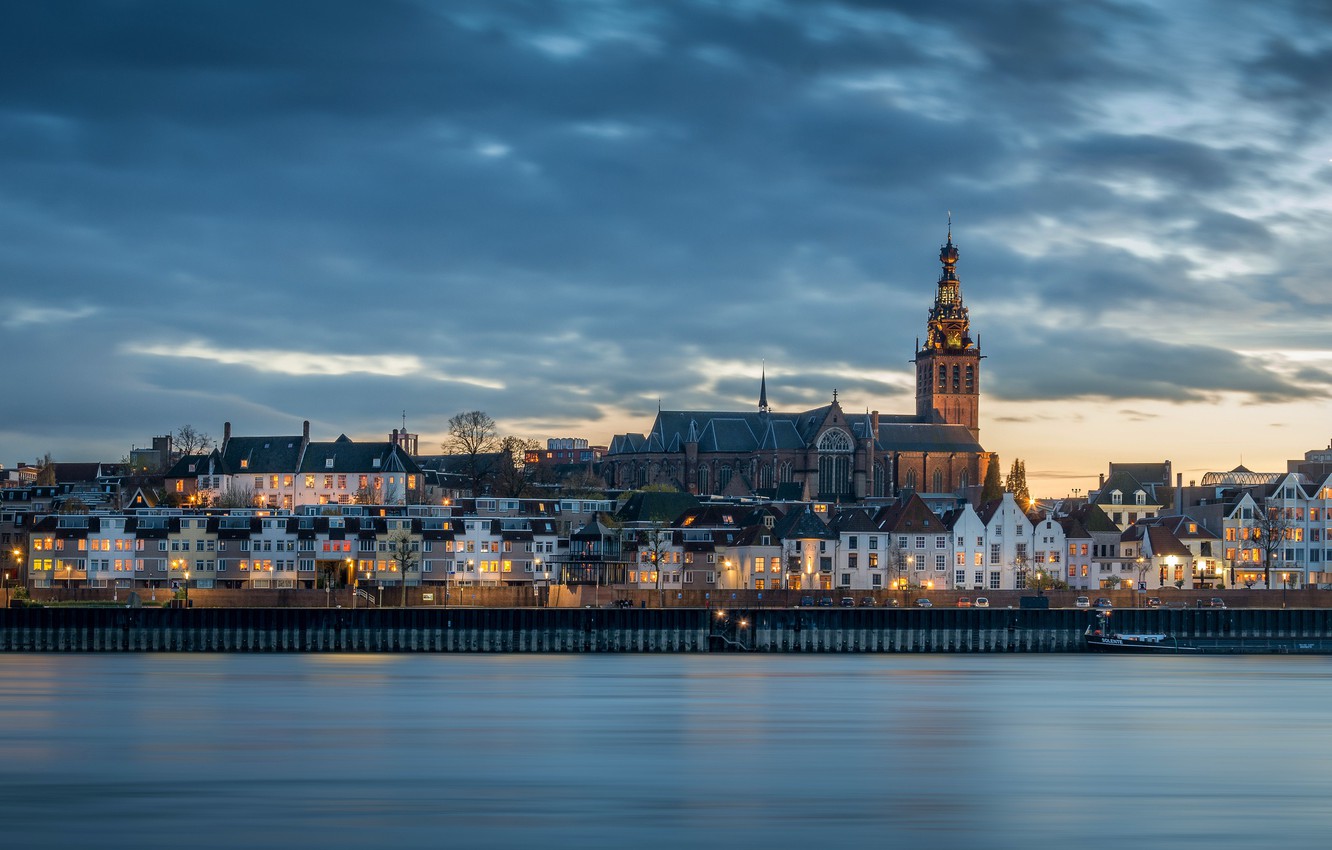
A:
603;227;994;503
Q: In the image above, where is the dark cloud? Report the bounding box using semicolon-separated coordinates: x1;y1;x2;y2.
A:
990;333;1323;404
1;0;1330;467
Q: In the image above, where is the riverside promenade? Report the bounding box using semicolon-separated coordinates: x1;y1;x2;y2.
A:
4;605;1332;653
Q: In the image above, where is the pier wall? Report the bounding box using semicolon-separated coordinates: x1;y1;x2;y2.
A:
5;607;1332;653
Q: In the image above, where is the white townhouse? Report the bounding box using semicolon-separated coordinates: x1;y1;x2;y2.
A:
830;507;889;591
976;493;1037;591
1030;513;1068;586
1263;472;1332;588
943;502;987;591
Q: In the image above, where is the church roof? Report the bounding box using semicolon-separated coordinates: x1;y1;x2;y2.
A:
610;405;982;457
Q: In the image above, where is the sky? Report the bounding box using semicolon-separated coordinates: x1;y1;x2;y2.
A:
3;0;1331;498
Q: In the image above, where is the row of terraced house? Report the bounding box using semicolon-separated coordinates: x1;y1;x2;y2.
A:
7;464;1332;597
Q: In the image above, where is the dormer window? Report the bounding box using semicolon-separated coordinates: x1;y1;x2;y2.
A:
373;458;381;468
1111;490;1122;505
240;459;249;469
325;458;334;469
1134;491;1146;506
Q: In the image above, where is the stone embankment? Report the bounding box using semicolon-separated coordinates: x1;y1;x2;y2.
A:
4;606;1332;653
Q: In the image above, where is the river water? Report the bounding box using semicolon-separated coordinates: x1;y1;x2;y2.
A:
0;654;1328;849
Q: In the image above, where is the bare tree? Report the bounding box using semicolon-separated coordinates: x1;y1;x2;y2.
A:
215;483;257;509
494;435;540;497
353;483;378;505
57;496;90;515
443;410;501;495
1027;561;1064;595
389;530;420;607
174;425;214;458
1253;503;1295;588
560;468;608;498
885;542;910;594
637;522;673;608
34;453;56;486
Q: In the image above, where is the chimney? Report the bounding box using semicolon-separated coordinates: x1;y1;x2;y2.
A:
1098;472;1105;488
303;420;310;443
223;421;231;447
1176;472;1183;514
391;428;399;445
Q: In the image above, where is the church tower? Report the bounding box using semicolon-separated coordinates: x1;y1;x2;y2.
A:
914;221;981;438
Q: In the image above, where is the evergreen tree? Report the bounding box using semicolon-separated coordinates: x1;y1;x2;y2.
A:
1005;459;1031;507
980;455;1003;503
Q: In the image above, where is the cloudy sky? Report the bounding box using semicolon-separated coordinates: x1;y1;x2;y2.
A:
3;0;1331;496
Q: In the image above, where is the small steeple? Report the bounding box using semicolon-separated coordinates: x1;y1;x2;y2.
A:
758;361;770;414
923;215;971;353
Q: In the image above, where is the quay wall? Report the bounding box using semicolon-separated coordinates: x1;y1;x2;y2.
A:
26;586;1332;611
5;607;1332;653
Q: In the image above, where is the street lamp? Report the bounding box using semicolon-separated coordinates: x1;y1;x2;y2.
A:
347;558;356;610
183;569;190;608
1282;572;1290;609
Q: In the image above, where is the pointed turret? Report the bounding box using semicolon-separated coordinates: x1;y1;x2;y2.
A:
759;362;770;414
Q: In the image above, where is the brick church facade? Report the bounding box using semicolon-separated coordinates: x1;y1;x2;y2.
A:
603;227;995;503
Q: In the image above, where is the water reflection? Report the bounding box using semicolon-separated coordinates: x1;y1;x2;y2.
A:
0;655;1329;849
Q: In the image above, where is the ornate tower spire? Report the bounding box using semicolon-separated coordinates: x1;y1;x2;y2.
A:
759;361;770;413
925;216;971;353
914;217;981;438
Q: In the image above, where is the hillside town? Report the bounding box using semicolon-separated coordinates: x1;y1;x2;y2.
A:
2;232;1328;602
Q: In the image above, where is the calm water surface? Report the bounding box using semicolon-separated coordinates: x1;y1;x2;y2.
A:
0;653;1329;849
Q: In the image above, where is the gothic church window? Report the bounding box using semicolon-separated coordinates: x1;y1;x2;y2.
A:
817;429;852;453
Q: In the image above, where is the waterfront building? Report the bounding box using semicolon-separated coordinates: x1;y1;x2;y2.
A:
1057;516;1095;590
165;421;423;509
603;228;992;502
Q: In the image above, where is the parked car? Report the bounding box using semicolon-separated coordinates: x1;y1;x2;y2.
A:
915;598;933;608
800;596;814;607
859;597;876;607
840;597;855;608
1074;597;1091;608
974;597;990;608
956;597;973;608
1209;597;1227;609
1145;597;1162;608
884;598;900;608
818;597;833;607
1094;597;1113;609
